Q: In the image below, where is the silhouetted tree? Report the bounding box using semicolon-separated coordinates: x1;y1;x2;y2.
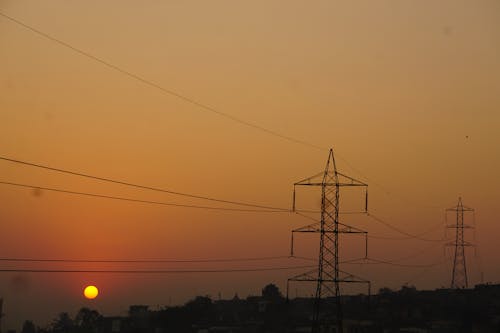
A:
21;320;36;333
261;284;288;332
185;296;214;324
262;283;283;302
75;307;101;332
378;287;393;295
399;285;417;295
51;312;74;333
185;295;212;309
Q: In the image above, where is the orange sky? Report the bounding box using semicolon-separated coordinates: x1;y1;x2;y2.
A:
1;0;499;330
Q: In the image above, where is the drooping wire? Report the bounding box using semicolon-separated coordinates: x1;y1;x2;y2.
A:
0;11;451;217
367;213;449;242
367;221;445;241
0;11;324;152
294;211;448;242
403;257;452;285
0;156;288;211
342;257;447;268
0;255;310;264
0;179;325;215
0;180;285;213
0;265;316;274
381;241;446;263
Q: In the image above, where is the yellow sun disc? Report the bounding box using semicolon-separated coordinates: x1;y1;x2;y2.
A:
83;285;99;299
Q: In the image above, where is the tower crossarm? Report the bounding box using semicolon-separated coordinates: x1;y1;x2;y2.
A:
292;222;366;234
292;222;321;233
446;224;474;229
338;270;371;284
336;172;368;186
446;241;475;247
447;207;474;212
338;222;367;234
293;172;367;187
338;270;371;295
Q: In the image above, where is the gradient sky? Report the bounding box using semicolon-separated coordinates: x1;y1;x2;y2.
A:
1;0;499;330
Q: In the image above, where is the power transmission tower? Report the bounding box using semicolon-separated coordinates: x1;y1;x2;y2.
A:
287;148;370;333
446;197;474;289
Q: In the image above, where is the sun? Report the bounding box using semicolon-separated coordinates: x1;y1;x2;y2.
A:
83;285;99;299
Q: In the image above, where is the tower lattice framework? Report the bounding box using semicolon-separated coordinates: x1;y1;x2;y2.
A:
446;197;474;289
287;148;370;333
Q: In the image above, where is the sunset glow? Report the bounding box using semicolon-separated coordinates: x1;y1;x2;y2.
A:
0;0;499;330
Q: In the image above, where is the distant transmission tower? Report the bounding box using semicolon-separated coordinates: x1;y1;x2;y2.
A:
287;148;370;333
446;197;474;289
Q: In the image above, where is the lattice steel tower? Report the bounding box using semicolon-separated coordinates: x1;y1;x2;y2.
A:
287;148;370;333
446;197;474;289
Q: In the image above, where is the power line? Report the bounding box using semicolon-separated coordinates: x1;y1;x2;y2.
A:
290;255;316;262
0;11;447;217
295;211;447;242
0;255;309;264
0;172;448;239
342;257;447;268
382;241;446;263
367;213;448;242
403;257;452;285
367;222;445;241
0;11;324;151
0;9;389;210
0;180;285;213
0;11;442;218
0;255;444;270
0;265;315;274
339;242;448;269
0;156;288;211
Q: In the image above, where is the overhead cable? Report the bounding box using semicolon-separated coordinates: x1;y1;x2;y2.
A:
0;180;284;213
0;156;288;211
0;265;315;274
0;11;324;151
0;255;310;264
367;213;449;242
